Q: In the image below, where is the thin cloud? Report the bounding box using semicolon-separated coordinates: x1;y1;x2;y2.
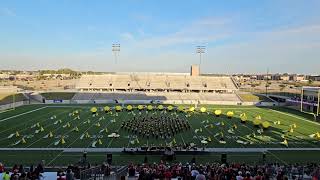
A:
134;17;233;48
203;23;320;74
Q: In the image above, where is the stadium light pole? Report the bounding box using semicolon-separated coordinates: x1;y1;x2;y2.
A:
265;68;269;96
112;44;120;64
196;46;205;72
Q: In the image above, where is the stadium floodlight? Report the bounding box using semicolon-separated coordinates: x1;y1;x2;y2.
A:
112;43;120;63
196;46;205;70
265;68;269;96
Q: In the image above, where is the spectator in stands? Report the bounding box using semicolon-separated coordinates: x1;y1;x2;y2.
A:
57;168;66;180
12;165;18;174
18;165;24;174
0;163;4;173
128;163;136;177
163;168;172;179
101;163;111;176
195;170;206;180
2;171;10;180
236;171;243;180
191;167;199;177
312;166;320;180
254;170;264;180
36;163;44;174
65;169;74;180
19;172;27;180
10;172;19;180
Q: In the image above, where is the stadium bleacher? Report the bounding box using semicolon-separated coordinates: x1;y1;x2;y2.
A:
71;92;240;103
73;74;240;104
76;74;238;93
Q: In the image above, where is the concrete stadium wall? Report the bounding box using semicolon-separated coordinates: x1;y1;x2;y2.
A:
43;99;278;106
46;99;252;106
0;101;29;111
44;100;72;104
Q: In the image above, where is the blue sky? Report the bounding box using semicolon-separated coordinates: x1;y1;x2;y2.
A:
0;0;320;74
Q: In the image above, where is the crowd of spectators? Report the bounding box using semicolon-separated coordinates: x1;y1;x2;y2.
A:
0;163;44;180
0;161;112;180
2;161;320;180
128;161;320;180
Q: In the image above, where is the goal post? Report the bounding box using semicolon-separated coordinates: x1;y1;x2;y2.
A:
300;86;320;117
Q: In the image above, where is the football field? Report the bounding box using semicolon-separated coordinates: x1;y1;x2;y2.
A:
1;104;319;149
0;104;320;166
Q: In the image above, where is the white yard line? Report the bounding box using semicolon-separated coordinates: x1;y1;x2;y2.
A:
0;106;48;122
45;110;94;148
0;108;53;134
26;109;77;148
46;114;100;166
179;134;186;146
0;108;14;114
0;109;68;142
269;109;320;127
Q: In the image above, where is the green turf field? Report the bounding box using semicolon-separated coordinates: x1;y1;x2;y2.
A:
0;104;320;166
0;104;319;149
1;150;320;166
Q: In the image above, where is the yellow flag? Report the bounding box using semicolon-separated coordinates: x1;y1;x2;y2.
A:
85;132;90;138
281;139;288;147
61;137;66;144
207;137;212;142
289;128;294;133
292;123;297;128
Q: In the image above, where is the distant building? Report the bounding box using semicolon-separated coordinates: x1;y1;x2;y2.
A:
250;75;257;80
295;75;305;81
310;75;320;81
271;74;281;81
257;75;271;80
190;65;200;76
280;75;290;81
